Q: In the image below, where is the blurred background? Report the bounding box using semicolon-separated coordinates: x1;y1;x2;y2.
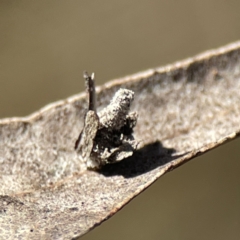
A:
0;1;239;239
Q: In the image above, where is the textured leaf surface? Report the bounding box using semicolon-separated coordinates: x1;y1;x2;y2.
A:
1;41;240;239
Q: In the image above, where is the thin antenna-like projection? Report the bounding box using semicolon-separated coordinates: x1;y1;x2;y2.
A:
83;71;96;112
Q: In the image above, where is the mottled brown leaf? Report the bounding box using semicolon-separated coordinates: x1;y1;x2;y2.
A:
1;41;240;239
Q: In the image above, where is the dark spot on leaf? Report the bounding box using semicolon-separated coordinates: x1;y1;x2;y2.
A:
69;207;79;211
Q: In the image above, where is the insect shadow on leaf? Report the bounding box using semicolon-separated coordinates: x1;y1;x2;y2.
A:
99;141;184;178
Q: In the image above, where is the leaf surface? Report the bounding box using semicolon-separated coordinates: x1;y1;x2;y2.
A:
1;41;240;239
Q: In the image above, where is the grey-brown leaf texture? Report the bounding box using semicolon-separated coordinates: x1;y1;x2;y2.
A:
1;41;240;239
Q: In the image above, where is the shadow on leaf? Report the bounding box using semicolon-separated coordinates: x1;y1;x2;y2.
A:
99;141;185;178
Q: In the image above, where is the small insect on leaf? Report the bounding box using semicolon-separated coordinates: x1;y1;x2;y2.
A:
75;71;138;169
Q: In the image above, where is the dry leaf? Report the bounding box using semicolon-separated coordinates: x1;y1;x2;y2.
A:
1;41;240;239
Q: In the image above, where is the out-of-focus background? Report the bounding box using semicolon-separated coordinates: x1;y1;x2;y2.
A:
0;1;239;239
